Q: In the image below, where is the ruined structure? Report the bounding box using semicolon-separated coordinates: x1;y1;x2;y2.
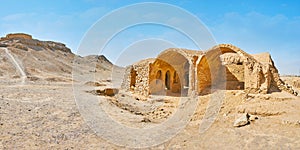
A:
3;33;32;40
0;33;71;53
122;44;296;97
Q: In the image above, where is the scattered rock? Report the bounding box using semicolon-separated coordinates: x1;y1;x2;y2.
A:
27;76;40;81
134;112;142;115
91;88;119;96
12;75;20;78
282;119;300;126
102;79;111;82
249;115;258;121
223;111;230;117
95;89;105;95
0;43;8;47
233;113;250;127
104;88;119;96
141;118;151;123
84;81;106;87
263;95;270;100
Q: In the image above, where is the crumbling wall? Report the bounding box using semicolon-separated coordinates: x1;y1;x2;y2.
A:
121;61;151;96
130;68;137;88
134;64;150;96
217;44;270;94
225;64;245;90
121;66;132;91
243;58;271;94
6;33;32;40
244;58;261;93
268;58;298;96
124;61;151;96
122;44;292;97
220;53;245;90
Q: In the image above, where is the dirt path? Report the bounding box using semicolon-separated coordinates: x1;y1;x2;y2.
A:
1;47;26;84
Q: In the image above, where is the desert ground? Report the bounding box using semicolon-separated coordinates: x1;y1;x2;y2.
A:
1;73;300;149
1;35;300;149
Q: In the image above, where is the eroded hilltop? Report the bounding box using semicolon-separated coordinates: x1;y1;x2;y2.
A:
0;33;115;83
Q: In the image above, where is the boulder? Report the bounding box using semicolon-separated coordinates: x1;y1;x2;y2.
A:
141;118;151;123
233;113;250;127
96;89;105;95
104;88;119;96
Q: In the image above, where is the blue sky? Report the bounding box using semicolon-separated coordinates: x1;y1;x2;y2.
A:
0;0;300;75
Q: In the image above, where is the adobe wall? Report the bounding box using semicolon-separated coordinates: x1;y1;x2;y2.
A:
121;67;132;91
122;44;297;97
5;33;32;40
197;56;211;94
220;53;245;90
121;60;152;96
155;49;195;96
216;44;271;94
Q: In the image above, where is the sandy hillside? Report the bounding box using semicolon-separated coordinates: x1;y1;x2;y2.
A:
0;35;300;149
0;35;121;84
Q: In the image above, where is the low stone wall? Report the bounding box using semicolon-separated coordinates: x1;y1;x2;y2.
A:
121;60;152;96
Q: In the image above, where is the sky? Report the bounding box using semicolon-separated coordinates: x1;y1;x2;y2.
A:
0;0;300;75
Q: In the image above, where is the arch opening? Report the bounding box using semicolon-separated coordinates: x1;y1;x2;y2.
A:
184;62;190;88
130;68;137;91
197;56;212;95
219;49;245;90
165;71;171;90
149;50;190;97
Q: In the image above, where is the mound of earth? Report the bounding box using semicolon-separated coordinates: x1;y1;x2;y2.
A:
0;33;123;84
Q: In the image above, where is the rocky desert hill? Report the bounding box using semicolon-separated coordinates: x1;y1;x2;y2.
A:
0;33;119;84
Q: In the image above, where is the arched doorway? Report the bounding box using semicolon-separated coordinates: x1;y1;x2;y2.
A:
184;62;190;88
197;56;211;95
156;70;162;84
165;70;170;90
130;68;137;90
149;49;191;96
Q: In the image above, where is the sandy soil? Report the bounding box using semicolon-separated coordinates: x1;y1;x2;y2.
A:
1;77;300;149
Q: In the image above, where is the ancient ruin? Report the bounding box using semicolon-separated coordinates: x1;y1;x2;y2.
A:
0;33;71;53
122;44;296;97
2;33;32;40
